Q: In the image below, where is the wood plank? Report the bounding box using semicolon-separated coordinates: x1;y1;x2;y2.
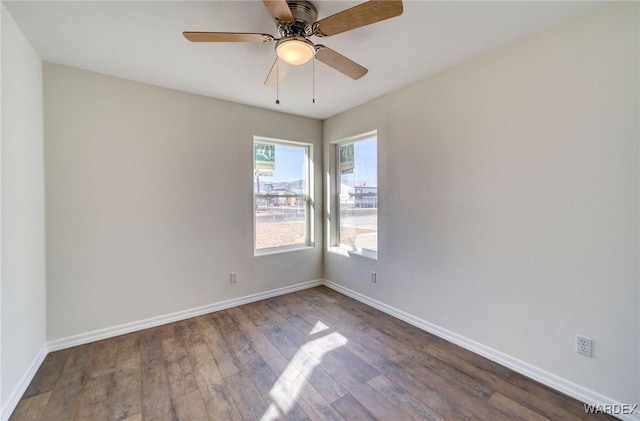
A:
367;375;445;421
9;391;52;421
288;345;347;403
212;311;264;370
256;306;348;404
139;329;164;363
488;392;551;421
40;342;94;420
173;389;209;420
331;393;376;420
305;287;338;304
76;373;114;420
245;361;309;420
424;344;583;421
266;355;344;421
139;330;174;420
116;332;141;367
322;361;411;421
257;322;301;360
245;300;281;327
237;301;270;326
109;333;142;421
368;358;476;420
140;357;174;420
267;317;407;420
87;336;120;378
398;356;510;420
330;347;379;384
277;297;342;337
183;341;224;385
181;330;243;420
226;306;282;361
281;327;371;400
23;350;70;398
225;370;269;420
76;337;121;419
193;315;241;378
263;314;311;348
339;326;405;366
161;325;198;399
505;370;603;420
201;383;243;421
109;365;141;421
350;322;420;357
283;295;405;365
407;352;494;401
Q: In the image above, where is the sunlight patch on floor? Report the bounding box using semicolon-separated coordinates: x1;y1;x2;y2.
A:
261;330;348;420
309;320;330;335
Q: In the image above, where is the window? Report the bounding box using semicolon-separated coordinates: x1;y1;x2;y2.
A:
335;132;377;256
254;137;312;254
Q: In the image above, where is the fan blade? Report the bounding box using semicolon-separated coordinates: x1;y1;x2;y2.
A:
264;58;290;86
314;0;403;37
315;45;368;80
263;0;294;22
183;32;274;43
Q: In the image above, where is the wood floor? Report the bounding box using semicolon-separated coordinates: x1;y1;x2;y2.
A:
11;286;612;421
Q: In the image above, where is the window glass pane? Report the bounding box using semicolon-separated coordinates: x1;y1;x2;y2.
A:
255;141;308;250
339;136;377;252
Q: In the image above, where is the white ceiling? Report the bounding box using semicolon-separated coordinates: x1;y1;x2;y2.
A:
4;0;603;120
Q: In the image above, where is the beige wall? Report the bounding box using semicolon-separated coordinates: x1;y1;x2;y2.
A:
323;3;639;405
44;63;322;341
1;4;47;415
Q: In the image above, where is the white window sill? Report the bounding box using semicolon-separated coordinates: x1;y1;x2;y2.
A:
255;245;314;257
329;245;378;260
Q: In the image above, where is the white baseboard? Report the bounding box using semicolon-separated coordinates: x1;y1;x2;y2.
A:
322;280;639;421
1;345;47;421
48;279;323;352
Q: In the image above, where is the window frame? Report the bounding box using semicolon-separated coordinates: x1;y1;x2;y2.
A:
253;136;314;256
330;130;378;260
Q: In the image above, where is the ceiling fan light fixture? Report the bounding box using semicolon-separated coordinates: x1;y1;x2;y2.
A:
276;37;315;65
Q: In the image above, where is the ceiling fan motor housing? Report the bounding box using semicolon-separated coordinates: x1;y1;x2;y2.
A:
278;1;318;37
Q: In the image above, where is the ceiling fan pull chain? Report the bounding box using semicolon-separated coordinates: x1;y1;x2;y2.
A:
276;58;280;104
312;55;316;104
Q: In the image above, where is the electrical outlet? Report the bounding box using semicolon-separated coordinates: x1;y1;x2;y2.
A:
370;271;377;283
576;335;592;357
230;272;238;283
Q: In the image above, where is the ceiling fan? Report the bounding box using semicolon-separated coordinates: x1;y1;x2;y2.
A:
183;0;403;86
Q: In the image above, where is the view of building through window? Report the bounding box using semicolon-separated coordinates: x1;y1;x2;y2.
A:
338;135;377;253
254;138;310;252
